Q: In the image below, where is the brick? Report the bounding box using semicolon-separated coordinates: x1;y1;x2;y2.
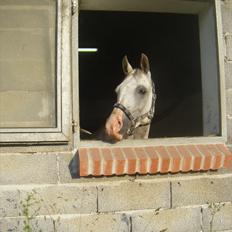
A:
207;144;223;170
134;147;147;174
217;144;232;168
89;148;101;176
156;146;170;173
188;145;202;171
111;148;125;175
172;176;232;207
202;202;232;232
79;148;89;177
197;145;212;170
166;146;181;173
123;147;136;174
102;148;113;176
212;152;223;170
0;153;58;184
131;207;202;232
79;144;231;176
144;146;159;173
224;156;232;169
98;180;170;212
177;145;192;172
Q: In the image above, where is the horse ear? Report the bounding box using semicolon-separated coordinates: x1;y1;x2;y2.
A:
140;53;150;73
122;55;133;75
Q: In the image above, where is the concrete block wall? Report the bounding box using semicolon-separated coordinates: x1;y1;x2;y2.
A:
1;151;232;231
222;0;232;145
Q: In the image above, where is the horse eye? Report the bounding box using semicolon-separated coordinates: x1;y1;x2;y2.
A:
137;86;147;95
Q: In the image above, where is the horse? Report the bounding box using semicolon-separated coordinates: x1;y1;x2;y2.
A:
101;53;156;142
81;53;156;142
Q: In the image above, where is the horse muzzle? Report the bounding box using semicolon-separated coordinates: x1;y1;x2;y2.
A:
105;108;131;141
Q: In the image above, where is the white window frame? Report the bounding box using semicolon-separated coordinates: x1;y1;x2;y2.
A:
74;0;227;149
0;0;73;145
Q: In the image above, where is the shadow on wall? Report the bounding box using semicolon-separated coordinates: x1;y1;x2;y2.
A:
69;154;79;178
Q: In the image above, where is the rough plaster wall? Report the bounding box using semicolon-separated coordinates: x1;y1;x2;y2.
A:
222;0;232;145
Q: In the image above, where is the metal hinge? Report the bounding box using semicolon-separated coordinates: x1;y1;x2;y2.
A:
224;32;232;63
72;120;78;133
71;0;78;15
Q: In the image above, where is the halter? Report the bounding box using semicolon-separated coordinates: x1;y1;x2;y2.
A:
113;81;156;136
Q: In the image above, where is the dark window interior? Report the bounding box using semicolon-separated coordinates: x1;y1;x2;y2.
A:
79;10;202;138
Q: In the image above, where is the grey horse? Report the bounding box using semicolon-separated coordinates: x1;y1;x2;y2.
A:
103;53;156;142
81;53;156;142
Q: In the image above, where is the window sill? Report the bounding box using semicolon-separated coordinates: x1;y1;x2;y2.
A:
78;143;232;177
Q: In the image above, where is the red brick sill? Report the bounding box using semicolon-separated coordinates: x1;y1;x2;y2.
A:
78;144;232;177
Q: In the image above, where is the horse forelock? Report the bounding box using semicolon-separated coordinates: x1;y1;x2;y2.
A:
134;69;144;77
116;68;151;93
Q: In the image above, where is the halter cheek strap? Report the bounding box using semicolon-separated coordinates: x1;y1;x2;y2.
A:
113;81;157;136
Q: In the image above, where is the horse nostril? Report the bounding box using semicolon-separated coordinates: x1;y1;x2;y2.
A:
117;117;123;128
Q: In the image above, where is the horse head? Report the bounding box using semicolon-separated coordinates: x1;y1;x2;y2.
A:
105;53;156;141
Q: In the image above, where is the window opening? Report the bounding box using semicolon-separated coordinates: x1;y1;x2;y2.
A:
79;10;217;140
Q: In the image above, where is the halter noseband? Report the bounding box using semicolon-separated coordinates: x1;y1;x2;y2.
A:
113;81;156;136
